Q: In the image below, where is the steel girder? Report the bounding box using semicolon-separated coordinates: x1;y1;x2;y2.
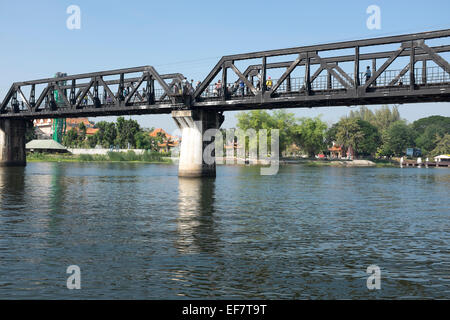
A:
1;29;449;119
192;29;450;110
0;66;186;119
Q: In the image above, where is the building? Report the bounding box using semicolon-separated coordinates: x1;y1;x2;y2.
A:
33;118;53;138
328;144;343;158
149;128;180;153
26;139;68;153
33;118;99;138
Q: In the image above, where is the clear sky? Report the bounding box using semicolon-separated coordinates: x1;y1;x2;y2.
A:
1;0;449;133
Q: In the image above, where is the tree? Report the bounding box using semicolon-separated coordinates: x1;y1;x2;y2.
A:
294;116;327;157
335;118;380;157
412;115;450;134
415;124;446;154
78;122;86;145
135;131;154;150
348;105;401;132
25;123;36;143
93;121;116;148
86;135;97;148
410;115;449;154
325;122;339;147
115;116;140;148
236;109;297;153
356;120;381;156
63;128;79;147
378;121;415;156
271;110;298;152
348;106;375;123
372;105;401;132
431;134;450;156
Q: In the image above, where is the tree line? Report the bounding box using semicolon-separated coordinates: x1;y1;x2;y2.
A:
236;106;450;158
62;116;165;150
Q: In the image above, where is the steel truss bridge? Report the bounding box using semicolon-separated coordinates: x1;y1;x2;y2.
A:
1;29;449;120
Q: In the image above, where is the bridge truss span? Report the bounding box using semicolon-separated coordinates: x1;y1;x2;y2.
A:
0;29;449;118
0;66;187;119
193;29;450;111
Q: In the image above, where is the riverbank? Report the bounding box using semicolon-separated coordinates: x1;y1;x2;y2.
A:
26;151;172;164
26;152;400;168
283;158;398;168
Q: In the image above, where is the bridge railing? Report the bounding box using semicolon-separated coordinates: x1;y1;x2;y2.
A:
1;29;449;116
197;65;450;99
193;29;450;106
0;66;186;117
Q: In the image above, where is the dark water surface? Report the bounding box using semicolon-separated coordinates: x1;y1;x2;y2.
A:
0;162;448;299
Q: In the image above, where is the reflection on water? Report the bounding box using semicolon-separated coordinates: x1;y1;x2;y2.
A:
0;162;449;299
0;167;26;210
176;178;218;254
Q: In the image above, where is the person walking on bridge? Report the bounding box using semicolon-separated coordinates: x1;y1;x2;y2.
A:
364;66;372;83
216;80;222;97
239;79;245;97
266;76;273;90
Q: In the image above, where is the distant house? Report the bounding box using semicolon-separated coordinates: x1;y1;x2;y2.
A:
434;154;450;162
33;117;98;138
328;144;343;158
86;127;99;136
33;119;53;138
149;128;180;153
66;118;98;135
26;139;68;153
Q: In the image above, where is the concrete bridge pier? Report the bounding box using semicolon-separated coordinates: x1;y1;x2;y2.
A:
172;110;224;177
0;119;27;167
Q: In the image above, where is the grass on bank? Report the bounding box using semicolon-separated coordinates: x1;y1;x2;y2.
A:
27;150;172;163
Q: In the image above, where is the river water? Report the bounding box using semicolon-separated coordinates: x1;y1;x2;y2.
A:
0;162;448;299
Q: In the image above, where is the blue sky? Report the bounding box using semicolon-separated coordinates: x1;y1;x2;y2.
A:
0;0;449;133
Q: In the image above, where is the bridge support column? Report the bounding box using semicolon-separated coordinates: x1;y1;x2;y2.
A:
0;119;27;167
172;110;224;177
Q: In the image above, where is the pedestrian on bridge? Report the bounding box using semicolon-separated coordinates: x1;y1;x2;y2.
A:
266;77;273;90
215;80;222;97
364;66;372;83
239;79;245;96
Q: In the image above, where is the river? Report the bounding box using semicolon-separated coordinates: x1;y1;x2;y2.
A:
0;162;449;299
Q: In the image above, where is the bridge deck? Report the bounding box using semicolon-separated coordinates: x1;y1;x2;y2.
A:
1;29;449;119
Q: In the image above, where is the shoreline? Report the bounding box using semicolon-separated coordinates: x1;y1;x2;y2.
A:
25;153;400;167
26;152;173;164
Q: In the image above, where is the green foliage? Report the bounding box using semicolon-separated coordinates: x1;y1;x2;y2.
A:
86;135;97;148
78;122;86;143
325;123;339;147
333;107;450;158
61;116;172;154
62;128;79;147
115;117;140;148
27;151;169;163
414;124;446;154
356;120;381;156
377;121;415;156
142;150;166;162
430;134;450;156
25;124;36;143
412;115;450;134
236;109;300;153
94;121;117;148
294;116;327;157
78;154;94;161
335;118;380;157
135;131;153;150
106;151;167;162
411;115;450;155
349;105;401;132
